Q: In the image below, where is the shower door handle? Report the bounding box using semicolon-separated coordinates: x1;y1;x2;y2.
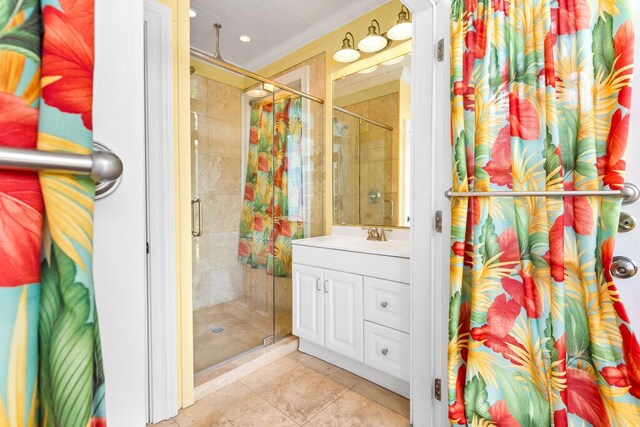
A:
192;198;203;237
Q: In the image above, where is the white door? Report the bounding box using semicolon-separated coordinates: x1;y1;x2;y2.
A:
613;5;640;331
324;270;363;362
93;0;147;424
292;265;324;346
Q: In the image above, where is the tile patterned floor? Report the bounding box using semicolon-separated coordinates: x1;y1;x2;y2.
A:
155;351;410;426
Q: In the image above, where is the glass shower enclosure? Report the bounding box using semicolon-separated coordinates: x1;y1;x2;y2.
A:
190;56;324;383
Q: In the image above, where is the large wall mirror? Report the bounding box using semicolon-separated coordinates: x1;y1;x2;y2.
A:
332;51;411;228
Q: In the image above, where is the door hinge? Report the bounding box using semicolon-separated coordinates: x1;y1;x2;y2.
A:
434;378;442;401
435;210;443;233
146;242;150;254
437;39;444;62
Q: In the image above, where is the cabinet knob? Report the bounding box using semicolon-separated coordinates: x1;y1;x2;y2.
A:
381;348;389;356
380;301;388;308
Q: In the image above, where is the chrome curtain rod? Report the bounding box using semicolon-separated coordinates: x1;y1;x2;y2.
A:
0;146;123;182
333;106;394;131
445;183;640;204
190;47;325;105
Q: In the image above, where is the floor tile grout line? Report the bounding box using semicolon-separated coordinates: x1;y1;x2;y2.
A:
348;385;410;418
248;388;302;426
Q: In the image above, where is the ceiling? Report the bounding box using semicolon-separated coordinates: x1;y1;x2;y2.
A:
190;0;389;71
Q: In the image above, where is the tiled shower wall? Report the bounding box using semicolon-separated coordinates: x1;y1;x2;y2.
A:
344;92;399;226
191;75;245;310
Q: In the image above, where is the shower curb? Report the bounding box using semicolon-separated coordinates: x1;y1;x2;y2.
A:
194;336;299;401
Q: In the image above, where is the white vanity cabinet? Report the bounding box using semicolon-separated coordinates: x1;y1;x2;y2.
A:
293;268;364;361
292;232;410;397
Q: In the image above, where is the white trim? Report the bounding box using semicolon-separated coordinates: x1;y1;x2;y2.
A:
409;2;444;426
432;2;453;426
243;0;389;71
144;0;178;423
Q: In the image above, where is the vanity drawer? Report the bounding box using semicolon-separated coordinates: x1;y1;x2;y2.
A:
364;277;409;333
364;321;410;382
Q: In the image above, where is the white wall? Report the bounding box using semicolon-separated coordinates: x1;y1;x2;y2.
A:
93;0;148;424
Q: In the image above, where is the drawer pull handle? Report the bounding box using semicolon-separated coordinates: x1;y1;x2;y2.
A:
381;348;389;356
380;301;388;308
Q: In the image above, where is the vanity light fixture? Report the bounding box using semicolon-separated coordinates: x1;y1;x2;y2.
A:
358;20;388;53
239;35;251;42
333;32;361;63
358;65;378;74
387;6;412;41
189;8;197;18
382;55;405;65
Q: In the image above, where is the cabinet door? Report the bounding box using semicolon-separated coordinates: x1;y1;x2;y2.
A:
324;270;363;362
292;264;324;346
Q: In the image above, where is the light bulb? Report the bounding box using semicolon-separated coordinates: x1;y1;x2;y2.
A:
333;48;360;63
358;35;387;53
387;22;412;40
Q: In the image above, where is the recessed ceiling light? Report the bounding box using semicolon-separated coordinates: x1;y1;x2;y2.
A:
382;55;405;65
239;35;251;43
189;9;197;18
358;65;378;74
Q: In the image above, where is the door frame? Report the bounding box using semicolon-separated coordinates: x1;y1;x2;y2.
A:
144;0;179;422
402;0;449;425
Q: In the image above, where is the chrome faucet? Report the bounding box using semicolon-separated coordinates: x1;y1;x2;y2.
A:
366;227;389;241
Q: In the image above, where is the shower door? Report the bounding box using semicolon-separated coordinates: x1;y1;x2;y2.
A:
190;73;275;378
189;67;325;379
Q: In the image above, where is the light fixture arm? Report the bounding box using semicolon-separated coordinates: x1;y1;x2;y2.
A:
399;5;411;21
342;31;356;49
368;19;382;36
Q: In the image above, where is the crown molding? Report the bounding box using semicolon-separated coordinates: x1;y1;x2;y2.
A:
243;0;390;71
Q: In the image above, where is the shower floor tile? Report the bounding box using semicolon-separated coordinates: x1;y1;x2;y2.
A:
193;298;292;373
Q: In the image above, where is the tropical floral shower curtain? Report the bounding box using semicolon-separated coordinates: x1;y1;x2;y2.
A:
449;0;638;425
0;0;105;426
239;95;304;277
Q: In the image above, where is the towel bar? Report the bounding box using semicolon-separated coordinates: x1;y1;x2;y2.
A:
0;145;123;182
445;183;640;205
